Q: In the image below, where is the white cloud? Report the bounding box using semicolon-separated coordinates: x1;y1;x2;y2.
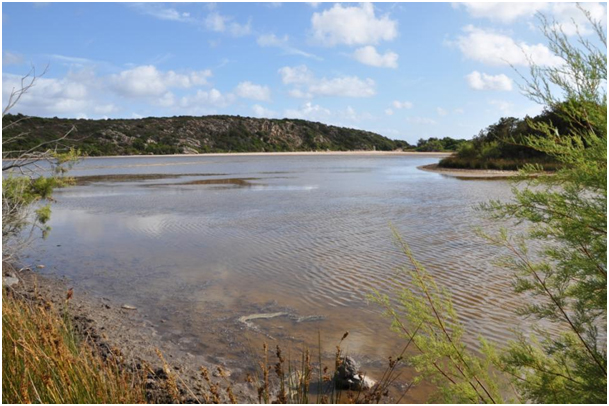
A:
130;3;191;22
311;3;398;46
179;88;236;110
307;2;320;8
340;106;373;123
252;104;278;118
456;2;548;24
456;2;607;35
279;65;376;98
385;108;394;116
257;34;321;60
454;108;465;114
205;12;251;36
110;65;211;98
437;107;448;116
465;71;513;91
455;25;563;67
284;102;331;121
235;81;271;101
392;100;413;109
2;72;91;116
278;65;315;85
353;46;398;68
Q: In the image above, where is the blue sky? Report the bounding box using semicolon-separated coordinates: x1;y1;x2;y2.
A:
2;2;607;143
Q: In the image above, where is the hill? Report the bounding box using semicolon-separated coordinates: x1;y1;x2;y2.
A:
2;114;411;157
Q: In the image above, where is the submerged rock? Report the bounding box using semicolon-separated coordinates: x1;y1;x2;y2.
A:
121;304;137;310
335;356;376;391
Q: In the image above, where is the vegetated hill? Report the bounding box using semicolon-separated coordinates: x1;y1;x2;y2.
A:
2;114;411;157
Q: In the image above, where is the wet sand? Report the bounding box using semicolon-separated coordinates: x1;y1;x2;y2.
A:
417;163;520;179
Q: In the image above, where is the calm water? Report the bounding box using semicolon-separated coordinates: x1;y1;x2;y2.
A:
29;154;525;401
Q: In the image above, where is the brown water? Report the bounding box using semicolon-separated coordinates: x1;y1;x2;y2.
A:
28;154;526;402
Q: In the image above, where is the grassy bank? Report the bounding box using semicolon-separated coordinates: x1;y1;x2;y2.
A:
2;288;147;404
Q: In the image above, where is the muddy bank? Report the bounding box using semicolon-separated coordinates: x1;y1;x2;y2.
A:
3;265;256;403
417;163;520;179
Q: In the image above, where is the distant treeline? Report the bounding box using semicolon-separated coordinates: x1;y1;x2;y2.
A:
2;114;414;157
439;101;605;171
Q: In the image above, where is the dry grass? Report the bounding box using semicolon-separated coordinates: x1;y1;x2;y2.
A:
2;288;147;404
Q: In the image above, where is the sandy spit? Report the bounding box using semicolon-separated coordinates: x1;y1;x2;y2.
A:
417;163;519;179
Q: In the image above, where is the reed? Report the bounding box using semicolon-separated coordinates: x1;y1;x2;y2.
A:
2;288;147;404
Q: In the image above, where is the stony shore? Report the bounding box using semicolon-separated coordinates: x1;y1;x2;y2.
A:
3;266;255;403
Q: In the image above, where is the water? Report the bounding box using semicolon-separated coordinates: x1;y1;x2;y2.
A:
28;154;523;402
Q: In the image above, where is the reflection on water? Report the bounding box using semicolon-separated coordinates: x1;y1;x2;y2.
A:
29;154;525;402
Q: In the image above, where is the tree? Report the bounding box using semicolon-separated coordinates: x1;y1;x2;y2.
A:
2;69;79;263
374;8;606;403
481;9;606;403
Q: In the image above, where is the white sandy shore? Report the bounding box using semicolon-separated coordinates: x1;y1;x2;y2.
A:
418;163;520;179
78;150;452;159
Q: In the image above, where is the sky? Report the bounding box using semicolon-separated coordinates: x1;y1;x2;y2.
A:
2;1;607;143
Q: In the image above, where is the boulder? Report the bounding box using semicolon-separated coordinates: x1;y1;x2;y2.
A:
335;356;376;390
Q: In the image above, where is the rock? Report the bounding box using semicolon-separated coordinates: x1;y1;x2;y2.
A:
121;304;137;310
3;276;19;287
36;264;45;269
335;356;376;391
213;367;231;378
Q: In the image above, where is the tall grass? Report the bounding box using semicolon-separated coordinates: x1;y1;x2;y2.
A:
2;289;147;404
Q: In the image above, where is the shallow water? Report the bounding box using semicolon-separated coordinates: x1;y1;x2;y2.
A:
28;154;527;402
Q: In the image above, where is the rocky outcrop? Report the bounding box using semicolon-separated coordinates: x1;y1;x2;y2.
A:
335;356;376;390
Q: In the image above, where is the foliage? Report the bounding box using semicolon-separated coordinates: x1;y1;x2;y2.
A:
2;114;410;156
478;10;607;402
374;8;606;404
2;290;147;404
370;231;507;403
415;136;466;152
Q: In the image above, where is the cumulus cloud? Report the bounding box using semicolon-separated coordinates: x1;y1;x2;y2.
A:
465;71;513;91
2;72;92;116
353;46;398;68
234;81;271;101
284;102;331;121
454;25;563;67
311;3;398;46
392;100;413;109
279;65;376;98
278;65;315;85
179;88;236;110
456;2;606;35
385;108;394;116
110;65;212;98
436;107;448;116
257;33;321;60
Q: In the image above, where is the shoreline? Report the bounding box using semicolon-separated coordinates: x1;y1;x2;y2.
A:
417;163;520;179
3;266;254;403
69;150;451;160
